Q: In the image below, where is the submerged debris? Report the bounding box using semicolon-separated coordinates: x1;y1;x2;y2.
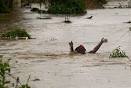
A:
64;15;72;23
37;16;52;19
32;78;40;81
86;16;93;19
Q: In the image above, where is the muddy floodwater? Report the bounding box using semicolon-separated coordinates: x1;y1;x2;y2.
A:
1;8;131;88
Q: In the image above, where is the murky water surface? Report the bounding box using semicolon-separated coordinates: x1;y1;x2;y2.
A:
1;8;131;57
1;8;131;88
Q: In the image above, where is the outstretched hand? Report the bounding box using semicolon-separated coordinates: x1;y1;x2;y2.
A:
101;38;108;43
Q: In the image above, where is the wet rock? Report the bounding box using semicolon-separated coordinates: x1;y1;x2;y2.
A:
64;20;72;23
31;8;39;12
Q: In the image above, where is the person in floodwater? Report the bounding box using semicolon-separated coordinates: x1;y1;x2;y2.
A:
69;38;108;54
75;45;86;54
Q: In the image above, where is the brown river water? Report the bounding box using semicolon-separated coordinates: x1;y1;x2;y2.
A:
1;8;131;88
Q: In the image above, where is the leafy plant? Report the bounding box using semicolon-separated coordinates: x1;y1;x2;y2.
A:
0;57;31;88
0;58;10;88
84;0;107;9
1;27;31;39
19;84;31;88
109;47;128;58
48;0;86;14
0;0;12;13
19;75;31;88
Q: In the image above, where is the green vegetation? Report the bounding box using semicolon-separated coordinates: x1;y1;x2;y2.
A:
48;0;86;14
0;0;13;13
95;0;107;5
0;57;10;88
30;0;107;14
85;0;107;9
109;47;128;58
1;27;31;39
0;14;9;22
0;56;31;88
19;84;31;88
95;0;107;8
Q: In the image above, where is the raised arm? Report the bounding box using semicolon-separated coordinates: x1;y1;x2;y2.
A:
88;38;108;54
69;41;74;52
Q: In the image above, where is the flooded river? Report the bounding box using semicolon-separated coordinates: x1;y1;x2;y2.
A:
1;8;131;88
